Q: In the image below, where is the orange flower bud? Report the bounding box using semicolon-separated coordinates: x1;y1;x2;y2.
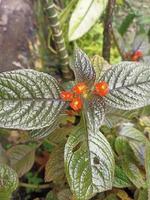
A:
70;97;83;111
95;81;109;96
72;82;88;94
60;91;73;101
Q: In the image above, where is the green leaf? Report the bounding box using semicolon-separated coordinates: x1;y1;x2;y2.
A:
118;13;136;36
113;165;132;188
0;164;18;199
145;141;150;188
0;144;9;165
137;189;148;200
0;70;65;130
72;49;96;86
68;0;108;41
91;55;111;82
121;160;145;189
65;97;114;200
119;123;147;165
7;144;35;177
102;62;150;110
119;123;147;143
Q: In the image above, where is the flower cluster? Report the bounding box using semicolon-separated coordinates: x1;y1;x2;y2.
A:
125;50;143;61
60;81;109;111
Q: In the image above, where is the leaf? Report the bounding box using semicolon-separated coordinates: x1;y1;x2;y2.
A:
113;165;133;188
7;144;35;177
119;123;147;165
121;160;145;189
91;55;111;82
102;62;150;110
0;164;18;199
119;123;147;143
72;49;96;86
68;0;108;41
45;144;65;184
65;97;114;200
145;141;150;188
29;121;58;140
0;144;9;165
0;70;65;130
137;189;148;200
118;13;136;36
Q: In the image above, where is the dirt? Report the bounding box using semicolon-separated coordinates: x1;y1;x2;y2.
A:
0;0;35;72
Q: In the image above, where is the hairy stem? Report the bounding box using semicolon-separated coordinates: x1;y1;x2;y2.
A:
46;0;73;80
102;0;116;62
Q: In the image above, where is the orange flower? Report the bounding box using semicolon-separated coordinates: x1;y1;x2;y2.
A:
95;81;109;96
72;82;88;94
131;50;143;61
70;97;83;111
60;91;73;101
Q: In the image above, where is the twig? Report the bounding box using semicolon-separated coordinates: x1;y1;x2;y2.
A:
19;182;51;189
102;0;116;62
46;0;74;80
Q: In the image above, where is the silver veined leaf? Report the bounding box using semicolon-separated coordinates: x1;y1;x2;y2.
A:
7;144;35;177
102;62;150;110
72;49;96;86
68;0;108;41
65;97;114;200
0;164;18;199
0;69;66;130
29;120;58;140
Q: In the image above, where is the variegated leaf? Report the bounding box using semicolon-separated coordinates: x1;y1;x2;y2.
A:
65;97;114;200
0;164;18;199
72;49;96;86
0;70;65;130
102;62;150;110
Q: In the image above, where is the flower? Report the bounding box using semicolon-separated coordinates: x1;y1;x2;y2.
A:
131;50;143;61
72;82;88;94
60;91;73;101
69;97;83;111
95;81;109;96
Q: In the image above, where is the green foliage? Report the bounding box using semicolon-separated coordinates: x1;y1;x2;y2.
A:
7;144;36;177
0;164;18;200
68;0;108;41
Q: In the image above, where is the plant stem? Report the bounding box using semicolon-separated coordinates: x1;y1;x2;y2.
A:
19;182;51;189
102;0;116;62
46;0;74;80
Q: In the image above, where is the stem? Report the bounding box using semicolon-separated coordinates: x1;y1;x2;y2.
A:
102;0;116;62
112;29;125;60
46;0;74;80
19;182;51;189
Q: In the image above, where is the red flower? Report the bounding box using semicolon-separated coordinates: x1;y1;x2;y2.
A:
131;50;143;61
60;91;73;101
72;82;88;94
70;97;83;111
95;81;109;96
